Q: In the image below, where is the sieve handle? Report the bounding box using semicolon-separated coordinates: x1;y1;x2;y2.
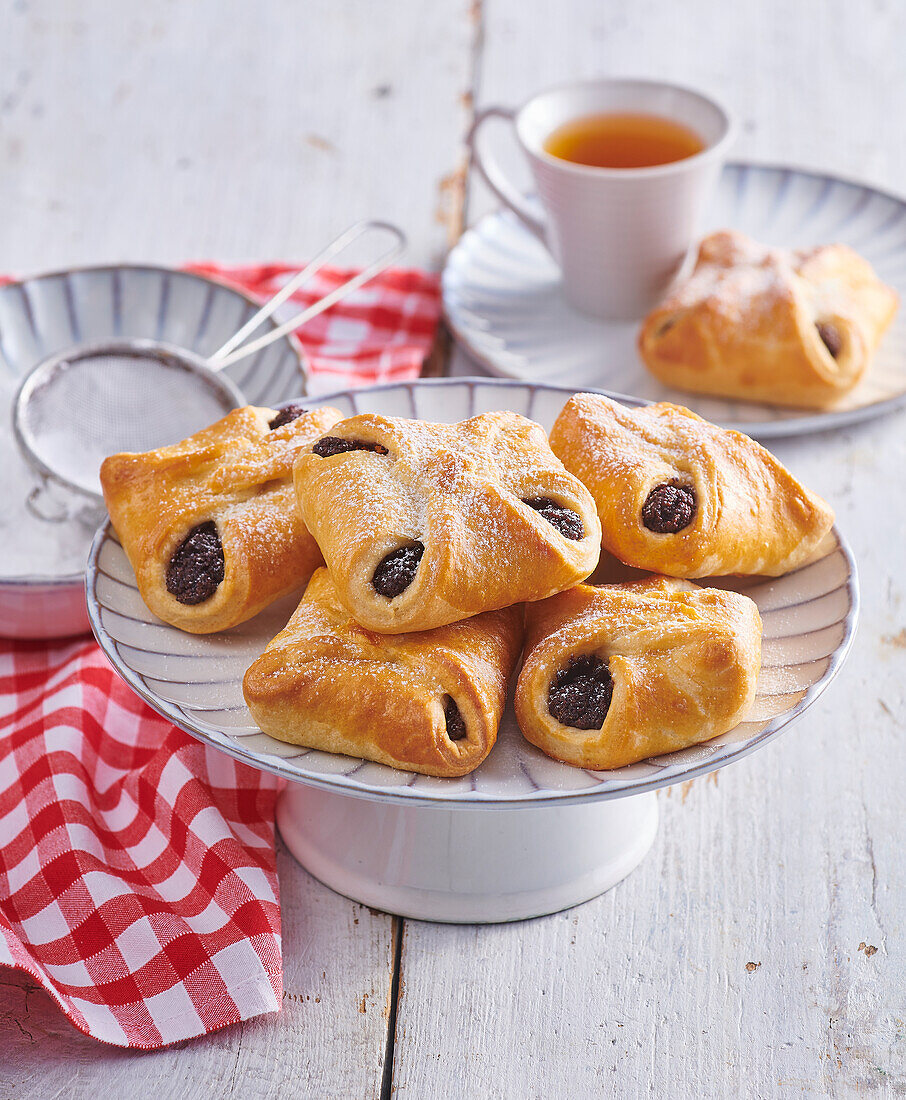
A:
209;221;406;369
26;483;70;523
26;479;102;524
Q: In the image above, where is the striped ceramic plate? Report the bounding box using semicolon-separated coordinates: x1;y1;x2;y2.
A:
87;379;859;808
444;162;906;438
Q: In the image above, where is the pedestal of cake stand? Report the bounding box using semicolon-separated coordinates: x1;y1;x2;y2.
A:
277;784;659;923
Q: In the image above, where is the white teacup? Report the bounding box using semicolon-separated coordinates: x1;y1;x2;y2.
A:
466;78;735;320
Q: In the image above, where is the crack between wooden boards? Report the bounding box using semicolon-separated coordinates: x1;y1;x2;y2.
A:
380;916;404;1100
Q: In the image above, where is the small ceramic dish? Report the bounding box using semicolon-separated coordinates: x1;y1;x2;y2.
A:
0;264;306;639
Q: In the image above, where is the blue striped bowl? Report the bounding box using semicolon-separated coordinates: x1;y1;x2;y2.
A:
0;264;306;637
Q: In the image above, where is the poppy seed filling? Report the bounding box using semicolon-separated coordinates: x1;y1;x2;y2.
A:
166;521;225;605
268;403;307;430
372;542;424;598
444;696;467;741
313;436;389;458
547;654;614;730
816;321;843;359
523;497;585;540
641;482;696;534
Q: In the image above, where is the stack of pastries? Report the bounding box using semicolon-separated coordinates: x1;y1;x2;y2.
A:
100;390;835;777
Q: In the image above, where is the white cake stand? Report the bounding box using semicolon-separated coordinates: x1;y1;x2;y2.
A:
87;379;859;923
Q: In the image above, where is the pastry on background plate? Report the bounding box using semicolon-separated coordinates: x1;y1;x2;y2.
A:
293;410;602;633
243;568;523;777
515;576;762;770
101;403;341;634
638;229;898;408
549;393;834;578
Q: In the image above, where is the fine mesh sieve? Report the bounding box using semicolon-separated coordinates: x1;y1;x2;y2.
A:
13;343;244;500
12;221;406;504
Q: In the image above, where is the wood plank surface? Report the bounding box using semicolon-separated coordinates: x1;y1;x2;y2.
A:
2;0;905;1096
0;1;470;1096
0;0;473;272
400;0;906;1096
0;841;397;1099
461;0;906;226
392;422;906;1098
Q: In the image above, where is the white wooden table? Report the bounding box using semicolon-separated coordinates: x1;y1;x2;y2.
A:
0;2;903;1096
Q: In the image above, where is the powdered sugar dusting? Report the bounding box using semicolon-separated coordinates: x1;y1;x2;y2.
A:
665;231;797;330
296;410;601;625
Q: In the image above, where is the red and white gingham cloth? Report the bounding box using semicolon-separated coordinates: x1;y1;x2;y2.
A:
0;262;442;1047
188;261;441;389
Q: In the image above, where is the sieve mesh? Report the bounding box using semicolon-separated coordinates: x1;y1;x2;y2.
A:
15;345;241;499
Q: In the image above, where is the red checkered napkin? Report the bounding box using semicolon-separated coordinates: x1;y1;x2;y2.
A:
0;262;442;1048
187;261;441;389
0;638;282;1047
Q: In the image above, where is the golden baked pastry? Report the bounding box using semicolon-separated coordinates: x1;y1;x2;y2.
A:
638;230;898;408
549;393;834;578
243;568;523;777
515;576;762;770
101;403;341;634
293;410;602;633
